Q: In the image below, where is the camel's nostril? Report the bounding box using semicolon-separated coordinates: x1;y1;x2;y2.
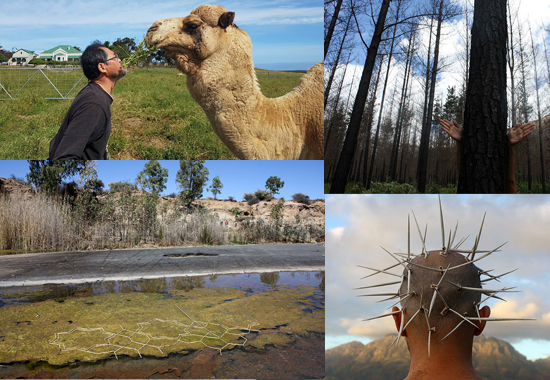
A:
148;25;159;34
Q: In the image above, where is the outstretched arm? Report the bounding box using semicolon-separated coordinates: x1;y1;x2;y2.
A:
440;119;463;175
505;122;535;194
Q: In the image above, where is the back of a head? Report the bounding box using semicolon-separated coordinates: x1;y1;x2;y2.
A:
399;250;482;350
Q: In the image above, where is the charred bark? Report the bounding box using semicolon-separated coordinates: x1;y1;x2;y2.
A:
458;0;508;193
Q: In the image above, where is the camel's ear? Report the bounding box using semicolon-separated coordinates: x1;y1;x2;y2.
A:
218;12;235;29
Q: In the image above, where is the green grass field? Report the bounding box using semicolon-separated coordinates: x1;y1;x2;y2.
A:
0;67;304;160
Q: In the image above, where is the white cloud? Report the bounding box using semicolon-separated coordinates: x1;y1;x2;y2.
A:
0;1;322;26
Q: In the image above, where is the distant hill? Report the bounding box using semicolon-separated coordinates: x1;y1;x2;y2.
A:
326;335;550;380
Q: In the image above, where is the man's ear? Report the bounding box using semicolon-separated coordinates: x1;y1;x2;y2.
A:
474;305;491;336
392;306;407;337
219;12;235;29
97;62;107;75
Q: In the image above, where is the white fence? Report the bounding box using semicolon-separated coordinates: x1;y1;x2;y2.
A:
0;67;86;100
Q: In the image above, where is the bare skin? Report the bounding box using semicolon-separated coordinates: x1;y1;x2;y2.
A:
93;47;126;95
440;119;535;193
392;305;491;380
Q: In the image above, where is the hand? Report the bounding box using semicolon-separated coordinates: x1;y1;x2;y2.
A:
508;123;535;146
440;119;463;142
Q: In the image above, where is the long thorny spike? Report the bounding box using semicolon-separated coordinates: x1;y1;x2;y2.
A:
357;264;402;278
453;234;470;250
480;268;518;283
441;320;465;341
381;246;408;270
354;281;402;290
412;210;427;254
408;214;411;262
389;292;414;309
450;221;459;251
445;280;518;293
470;212;486;261
448;242;507;271
466;317;536;322
402;307;422;332
439;195;445;250
362;309;402;321
428;263;451;317
448;307;479;329
391;309;406;350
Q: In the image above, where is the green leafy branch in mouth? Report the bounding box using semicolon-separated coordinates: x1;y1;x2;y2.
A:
122;40;158;67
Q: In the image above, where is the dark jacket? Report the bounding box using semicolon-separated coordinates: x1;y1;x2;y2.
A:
49;82;113;160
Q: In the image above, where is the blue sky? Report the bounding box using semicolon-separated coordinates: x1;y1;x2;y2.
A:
0;0;322;71
0;160;324;200
326;194;550;361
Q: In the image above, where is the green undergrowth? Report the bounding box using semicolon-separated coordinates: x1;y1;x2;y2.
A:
324;181;458;194
0;286;323;365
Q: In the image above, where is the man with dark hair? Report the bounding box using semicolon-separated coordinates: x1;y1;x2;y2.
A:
49;41;126;160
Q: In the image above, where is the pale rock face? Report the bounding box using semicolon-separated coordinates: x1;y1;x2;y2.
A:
146;5;324;160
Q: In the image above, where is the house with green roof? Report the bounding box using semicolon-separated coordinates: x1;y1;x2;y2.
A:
8;49;37;66
39;45;82;62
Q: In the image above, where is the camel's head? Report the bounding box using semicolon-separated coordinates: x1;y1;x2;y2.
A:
146;5;239;74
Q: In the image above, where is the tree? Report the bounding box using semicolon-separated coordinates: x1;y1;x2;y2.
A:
458;0;508;193
330;0;392;193
105;37;137;61
26;160;87;193
529;24;546;192
417;0;445;193
325;0;344;59
265;176;285;195
209;175;223;199
136;160;169;195
176;160;209;206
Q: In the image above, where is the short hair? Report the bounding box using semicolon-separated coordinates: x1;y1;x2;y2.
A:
399;250;482;337
81;41;108;80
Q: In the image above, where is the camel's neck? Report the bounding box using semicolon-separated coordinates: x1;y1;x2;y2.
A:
185;39;291;159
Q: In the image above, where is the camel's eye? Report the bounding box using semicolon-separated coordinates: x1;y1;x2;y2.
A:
185;22;200;31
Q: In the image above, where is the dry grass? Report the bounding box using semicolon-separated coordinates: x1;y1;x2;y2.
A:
0;194;77;252
0;192;324;254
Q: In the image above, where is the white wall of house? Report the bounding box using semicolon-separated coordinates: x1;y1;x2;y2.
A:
8;50;36;66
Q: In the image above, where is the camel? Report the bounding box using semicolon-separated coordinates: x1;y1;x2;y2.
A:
146;4;323;160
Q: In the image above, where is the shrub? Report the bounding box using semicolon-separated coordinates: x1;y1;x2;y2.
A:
292;193;310;205
227;196;236;202
254;189;273;201
29;58;46;65
243;193;260;205
109;181;135;193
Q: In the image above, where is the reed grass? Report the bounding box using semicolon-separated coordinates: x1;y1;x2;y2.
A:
0;192;324;254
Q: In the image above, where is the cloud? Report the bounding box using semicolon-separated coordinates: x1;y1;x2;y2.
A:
0;1;322;27
491;299;539;319
341;317;397;338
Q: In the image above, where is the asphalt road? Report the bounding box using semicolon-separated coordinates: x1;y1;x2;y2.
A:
0;244;325;287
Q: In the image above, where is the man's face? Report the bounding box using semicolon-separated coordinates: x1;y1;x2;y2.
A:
99;47;126;79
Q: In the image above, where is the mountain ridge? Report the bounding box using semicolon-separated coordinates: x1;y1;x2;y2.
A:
326;335;550;380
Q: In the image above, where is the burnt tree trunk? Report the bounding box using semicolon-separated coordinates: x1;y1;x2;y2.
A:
325;0;344;59
458;0;508;193
530;25;546;192
518;23;532;191
325;10;352;110
389;22;415;180
417;0;444;193
365;2;402;189
330;0;392;194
